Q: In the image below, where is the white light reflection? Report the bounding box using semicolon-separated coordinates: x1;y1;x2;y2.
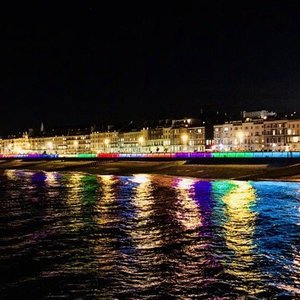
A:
128;174;163;290
96;175;118;225
94;175;119;273
45;172;60;187
130;174;149;184
65;173;84;231
130;174;160;249
175;178;202;231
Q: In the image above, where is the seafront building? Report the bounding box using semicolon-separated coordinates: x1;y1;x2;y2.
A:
1;130;91;154
1;112;300;155
213;119;264;151
0;118;206;155
286;119;300;151
213;118;300;152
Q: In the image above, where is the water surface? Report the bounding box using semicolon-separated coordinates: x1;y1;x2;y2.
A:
0;170;299;299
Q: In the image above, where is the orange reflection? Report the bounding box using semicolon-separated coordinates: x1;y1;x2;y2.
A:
4;169;18;180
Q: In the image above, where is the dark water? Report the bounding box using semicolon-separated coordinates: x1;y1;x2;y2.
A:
0;170;299;299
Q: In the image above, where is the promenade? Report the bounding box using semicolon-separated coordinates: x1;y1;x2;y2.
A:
1;159;300;181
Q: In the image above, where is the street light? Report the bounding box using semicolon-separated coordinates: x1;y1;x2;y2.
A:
181;133;188;144
236;132;244;151
138;136;144;144
73;140;79;154
181;133;189;152
104;138;110;153
138;136;145;153
47;141;53;150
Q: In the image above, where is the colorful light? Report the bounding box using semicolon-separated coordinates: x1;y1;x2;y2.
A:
1;151;300;160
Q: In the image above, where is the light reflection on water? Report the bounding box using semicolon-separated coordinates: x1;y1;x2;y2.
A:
0;169;299;299
219;181;262;295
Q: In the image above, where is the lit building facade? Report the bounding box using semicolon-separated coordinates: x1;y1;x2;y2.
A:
30;136;67;154
1;133;31;154
213;118;300;152
242;110;277;120
90;131;119;153
170;126;205;152
263;120;287;151
118;129;148;153
214;120;264;151
65;134;91;154
285;119;300;151
147;127;166;153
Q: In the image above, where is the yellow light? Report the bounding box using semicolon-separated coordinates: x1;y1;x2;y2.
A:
175;178;201;231
73;140;79;147
138;136;144;144
220;181;263;294
131;174;149;184
15;146;23;153
181;134;188;144
130;174;159;250
47;141;53;149
104;138;110;146
237;132;244;139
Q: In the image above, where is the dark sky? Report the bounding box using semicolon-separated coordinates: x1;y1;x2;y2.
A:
1;1;300;133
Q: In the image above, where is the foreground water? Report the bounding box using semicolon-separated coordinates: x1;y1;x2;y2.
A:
0;170;299;299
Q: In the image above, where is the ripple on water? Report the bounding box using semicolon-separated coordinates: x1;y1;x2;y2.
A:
0;170;299;299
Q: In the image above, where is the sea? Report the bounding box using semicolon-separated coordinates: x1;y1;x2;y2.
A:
0;169;299;299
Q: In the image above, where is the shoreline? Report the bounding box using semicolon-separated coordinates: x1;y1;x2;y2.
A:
1;159;300;182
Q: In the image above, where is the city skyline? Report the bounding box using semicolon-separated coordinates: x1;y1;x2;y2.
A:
1;1;300;133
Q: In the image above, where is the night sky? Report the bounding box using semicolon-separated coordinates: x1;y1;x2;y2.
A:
1;1;300;134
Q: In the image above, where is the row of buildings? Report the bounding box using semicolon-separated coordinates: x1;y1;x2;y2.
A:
214;111;300;152
1;111;300;154
0;119;206;155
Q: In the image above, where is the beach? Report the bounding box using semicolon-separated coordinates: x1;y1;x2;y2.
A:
1;159;300;181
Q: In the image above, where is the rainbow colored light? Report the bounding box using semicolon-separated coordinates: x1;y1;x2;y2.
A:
1;151;300;160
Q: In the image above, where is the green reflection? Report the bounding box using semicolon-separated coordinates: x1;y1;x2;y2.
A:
64;173;100;232
80;174;99;206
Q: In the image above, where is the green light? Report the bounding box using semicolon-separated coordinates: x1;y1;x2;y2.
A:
77;153;97;158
